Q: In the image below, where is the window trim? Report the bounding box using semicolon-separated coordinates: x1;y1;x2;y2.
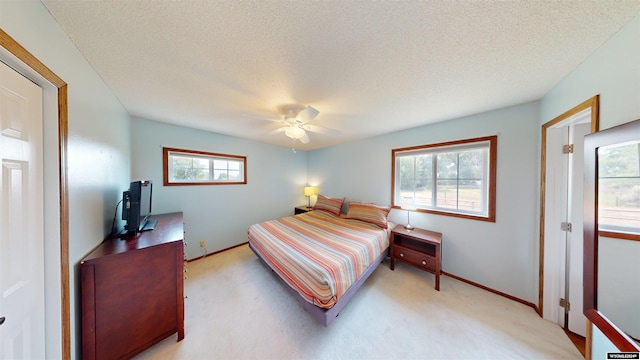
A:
163;147;247;186
598;230;640;242
391;135;497;222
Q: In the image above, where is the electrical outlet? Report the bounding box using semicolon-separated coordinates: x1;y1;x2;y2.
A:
199;240;206;248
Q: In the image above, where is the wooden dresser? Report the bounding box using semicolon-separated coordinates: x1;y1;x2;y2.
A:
80;212;185;359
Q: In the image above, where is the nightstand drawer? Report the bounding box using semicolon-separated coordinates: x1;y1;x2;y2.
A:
390;225;442;290
393;245;436;272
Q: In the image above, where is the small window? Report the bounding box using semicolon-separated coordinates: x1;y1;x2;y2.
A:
392;136;497;222
163;147;247;186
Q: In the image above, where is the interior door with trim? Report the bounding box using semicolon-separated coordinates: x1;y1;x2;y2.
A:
566;122;590;336
0;60;46;358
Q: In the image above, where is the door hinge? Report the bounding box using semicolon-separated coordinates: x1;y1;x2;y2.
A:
559;298;571;311
560;222;572;232
562;144;574;154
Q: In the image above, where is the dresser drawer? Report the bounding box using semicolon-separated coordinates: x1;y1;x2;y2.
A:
393;245;436;272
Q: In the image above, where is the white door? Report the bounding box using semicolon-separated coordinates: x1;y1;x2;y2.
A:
542;110;590;337
0;61;45;358
566;122;590;336
543;125;570;327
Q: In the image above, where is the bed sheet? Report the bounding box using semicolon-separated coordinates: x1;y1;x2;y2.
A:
248;210;391;309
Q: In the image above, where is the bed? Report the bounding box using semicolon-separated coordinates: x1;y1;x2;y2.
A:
248;202;392;326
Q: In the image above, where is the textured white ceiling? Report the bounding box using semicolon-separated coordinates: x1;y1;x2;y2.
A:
42;0;640;150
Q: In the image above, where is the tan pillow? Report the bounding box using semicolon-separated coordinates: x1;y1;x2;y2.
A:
345;202;391;229
312;195;345;216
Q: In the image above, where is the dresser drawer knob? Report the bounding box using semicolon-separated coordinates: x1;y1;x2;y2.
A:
399;253;404;257
422;260;427;265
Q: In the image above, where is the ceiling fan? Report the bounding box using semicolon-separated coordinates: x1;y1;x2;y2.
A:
247;105;340;144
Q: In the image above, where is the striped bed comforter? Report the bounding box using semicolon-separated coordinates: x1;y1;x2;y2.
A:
248;210;391;309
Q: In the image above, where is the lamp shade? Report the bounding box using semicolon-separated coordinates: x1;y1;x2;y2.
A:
285;126;305;139
304;186;318;196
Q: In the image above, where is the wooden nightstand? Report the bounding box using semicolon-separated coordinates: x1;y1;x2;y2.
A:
390;225;442;291
295;206;313;214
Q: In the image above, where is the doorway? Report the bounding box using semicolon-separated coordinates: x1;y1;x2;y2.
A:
0;59;46;358
0;30;69;358
539;96;599;337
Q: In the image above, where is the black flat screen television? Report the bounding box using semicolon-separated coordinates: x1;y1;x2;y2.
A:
121;180;157;236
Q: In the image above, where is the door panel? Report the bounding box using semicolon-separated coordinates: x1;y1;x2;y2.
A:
542;126;569;325
567;122;590;336
0;61;45;358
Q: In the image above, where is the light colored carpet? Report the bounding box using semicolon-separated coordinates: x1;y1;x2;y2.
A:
136;244;582;360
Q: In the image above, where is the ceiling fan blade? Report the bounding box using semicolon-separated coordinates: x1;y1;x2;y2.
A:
300;132;310;144
242;112;281;123
270;127;286;135
297;106;319;123
304;124;340;137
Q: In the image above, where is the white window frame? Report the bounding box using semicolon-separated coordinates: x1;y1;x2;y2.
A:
163;147;247;186
392;136;497;222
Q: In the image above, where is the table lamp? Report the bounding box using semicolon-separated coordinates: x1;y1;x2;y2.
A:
304;186;318;208
401;206;416;230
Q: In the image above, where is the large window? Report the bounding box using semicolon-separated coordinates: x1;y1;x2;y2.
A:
163;147;247;186
392;136;497;222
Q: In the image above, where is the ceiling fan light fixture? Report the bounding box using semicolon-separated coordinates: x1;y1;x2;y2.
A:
284;126;305;139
